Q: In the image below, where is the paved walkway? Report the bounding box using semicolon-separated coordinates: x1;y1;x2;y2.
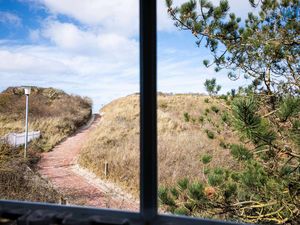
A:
38;114;138;211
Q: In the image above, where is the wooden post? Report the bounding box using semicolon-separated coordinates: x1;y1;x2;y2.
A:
104;162;108;177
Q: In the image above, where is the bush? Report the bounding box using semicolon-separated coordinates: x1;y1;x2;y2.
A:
204;98;210;103
230;144;253;161
221;112;229;123
158;187;175;206
170;187;179;199
219;94;228;101
211;105;220;113
291;120;300;147
219;141;228;149
198;116;204;123
201;154;212;164
240;161;267;188
224;182;237;199
187;181;204;200
183;112;190;122
205;129;215;139
177;178;189;191
208;174;223;186
174;207;190;215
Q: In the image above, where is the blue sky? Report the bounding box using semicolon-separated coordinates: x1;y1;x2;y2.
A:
0;0;253;111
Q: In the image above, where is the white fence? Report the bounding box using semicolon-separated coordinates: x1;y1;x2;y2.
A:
1;131;40;147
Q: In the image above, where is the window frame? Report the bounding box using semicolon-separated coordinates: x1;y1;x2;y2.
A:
0;1;242;224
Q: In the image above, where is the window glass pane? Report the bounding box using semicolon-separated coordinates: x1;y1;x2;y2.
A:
0;0;139;212
158;0;299;224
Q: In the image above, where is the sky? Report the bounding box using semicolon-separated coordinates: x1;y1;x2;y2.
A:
0;0;254;111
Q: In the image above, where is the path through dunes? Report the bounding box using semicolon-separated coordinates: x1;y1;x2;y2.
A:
38;114;138;210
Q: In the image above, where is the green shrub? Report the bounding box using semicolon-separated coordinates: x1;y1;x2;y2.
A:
213;167;224;175
183;112;190;122
211;105;220;113
224;182;237;199
205;108;210;113
219;94;228;101
205;129;215;139
177;178;189;191
208;174;223;186
240;161;267;188
204;168;210;175
230;144;253;161
221;112;229;123
204;98;210;103
187;181;204;200
219;141;228;149
198;116;204;123
170;187;179;199
231;172;240;182
280;166;293;177
174;207;190;216
158;187;175;206
291;120;300;147
201;154;212;164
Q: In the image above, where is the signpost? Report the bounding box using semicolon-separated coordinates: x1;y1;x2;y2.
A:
23;86;31;158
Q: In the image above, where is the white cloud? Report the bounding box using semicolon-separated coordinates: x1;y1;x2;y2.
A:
33;0;256;35
0;11;22;26
36;0;139;37
29;29;41;42
41;20;138;61
0;43;139;111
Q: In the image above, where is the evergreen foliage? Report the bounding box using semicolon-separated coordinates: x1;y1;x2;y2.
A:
232;97;276;146
230;144;253;161
277;96;300;122
166;0;300;95
160;86;299;224
162;0;300;223
204;78;221;96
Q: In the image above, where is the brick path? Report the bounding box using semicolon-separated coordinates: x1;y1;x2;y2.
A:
38;114;138;211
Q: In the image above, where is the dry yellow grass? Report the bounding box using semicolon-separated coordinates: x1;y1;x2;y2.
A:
0;86;92;202
0;87;92;151
79;94;243;197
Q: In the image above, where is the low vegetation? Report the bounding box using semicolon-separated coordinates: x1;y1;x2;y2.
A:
0;87;92;202
158;91;300;224
79;88;299;223
78;94;243;198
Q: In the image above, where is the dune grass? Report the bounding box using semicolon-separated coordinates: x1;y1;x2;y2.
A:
78;94;244;197
0;87;92;202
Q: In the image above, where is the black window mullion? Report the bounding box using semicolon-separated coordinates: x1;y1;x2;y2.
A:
139;0;157;223
0;0;241;224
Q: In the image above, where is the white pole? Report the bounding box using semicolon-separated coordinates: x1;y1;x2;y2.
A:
14;134;16;148
24;94;29;158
